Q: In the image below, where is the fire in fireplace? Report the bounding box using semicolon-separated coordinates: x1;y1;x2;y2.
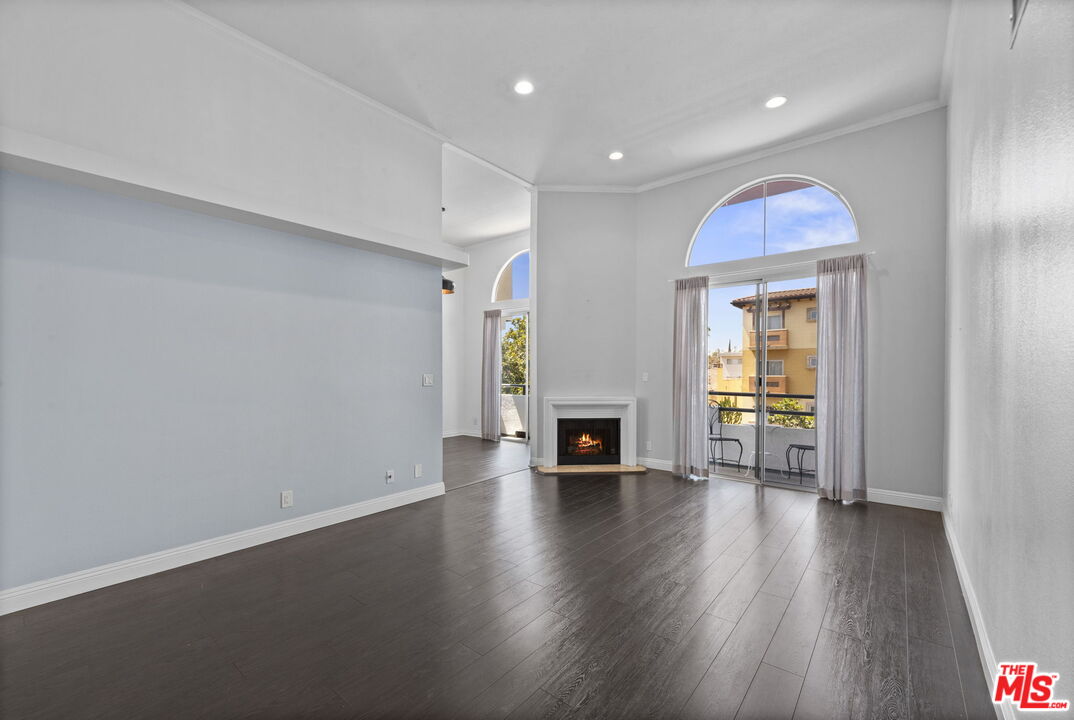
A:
571;433;603;455
557;418;621;465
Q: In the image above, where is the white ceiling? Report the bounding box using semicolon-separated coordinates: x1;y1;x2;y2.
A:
441;149;530;246
183;0;951;238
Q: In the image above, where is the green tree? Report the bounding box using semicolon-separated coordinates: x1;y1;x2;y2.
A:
501;315;527;395
767;397;815;429
712;397;742;425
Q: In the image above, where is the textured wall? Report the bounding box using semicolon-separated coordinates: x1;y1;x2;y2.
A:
0;171;443;589
945;0;1074;700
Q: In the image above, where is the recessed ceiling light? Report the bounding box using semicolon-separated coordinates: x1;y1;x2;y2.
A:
608;151;624;160
513;80;534;95
765;95;788;109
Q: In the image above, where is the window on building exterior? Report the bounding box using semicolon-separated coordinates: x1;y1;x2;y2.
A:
724;357;742;379
767;313;784;330
767;359;784;376
492;251;530;302
806;354;818;369
806;307;817;322
688;177;857;266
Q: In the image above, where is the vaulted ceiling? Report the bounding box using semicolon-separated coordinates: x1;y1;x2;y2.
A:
184;0;951;241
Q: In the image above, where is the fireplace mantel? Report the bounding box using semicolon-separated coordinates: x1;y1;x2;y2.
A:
542;397;637;467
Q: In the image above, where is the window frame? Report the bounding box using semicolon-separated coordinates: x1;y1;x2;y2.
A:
491;249;531;303
684;174;860;269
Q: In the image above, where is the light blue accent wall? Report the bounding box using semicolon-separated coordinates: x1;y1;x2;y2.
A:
0;170;443;589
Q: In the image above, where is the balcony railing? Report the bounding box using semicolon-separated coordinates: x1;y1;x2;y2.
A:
500;387;528;438
708;390;816;486
707;390;815;421
748;375;786;393
748;328;788;349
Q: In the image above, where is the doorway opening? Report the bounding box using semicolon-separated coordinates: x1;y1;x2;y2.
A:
500;311;528;440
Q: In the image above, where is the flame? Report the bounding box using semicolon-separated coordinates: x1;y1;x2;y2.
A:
571;432;603;455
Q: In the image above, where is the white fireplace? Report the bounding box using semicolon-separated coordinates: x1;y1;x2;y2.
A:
542;397;637;467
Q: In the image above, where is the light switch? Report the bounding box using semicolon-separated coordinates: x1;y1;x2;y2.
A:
422;373;434;387
641;372;649;382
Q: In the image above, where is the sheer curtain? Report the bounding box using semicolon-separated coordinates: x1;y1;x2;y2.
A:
816;254;867;502
672;276;710;479
480;309;502;442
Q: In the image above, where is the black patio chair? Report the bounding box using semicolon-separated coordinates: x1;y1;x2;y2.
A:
785;443;816;485
708;403;743;470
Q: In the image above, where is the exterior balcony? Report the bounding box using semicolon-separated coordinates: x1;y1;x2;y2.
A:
747;328;788;349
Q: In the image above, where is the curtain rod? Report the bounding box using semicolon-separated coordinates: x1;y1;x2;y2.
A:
669;251;876;283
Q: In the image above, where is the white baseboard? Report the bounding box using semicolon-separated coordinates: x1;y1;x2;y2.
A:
944;516;1008;720
633;463;944;510
638;457;673;472
867;488;944;512
443;430;482;439
0;482;445;615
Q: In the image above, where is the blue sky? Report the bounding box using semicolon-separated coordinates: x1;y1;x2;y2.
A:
511;252;529;299
689;185;855;267
690;183;848;354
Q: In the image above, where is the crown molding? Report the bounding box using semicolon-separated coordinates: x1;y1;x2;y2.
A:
634;99;947;193
535;184;638;194
533;100;946;195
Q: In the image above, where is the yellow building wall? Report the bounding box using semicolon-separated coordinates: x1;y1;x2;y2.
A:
708;295;818;423
738;297;817;406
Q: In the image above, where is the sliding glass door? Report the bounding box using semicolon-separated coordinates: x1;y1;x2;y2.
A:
759;277;817;488
707;282;761;480
708;276;817;488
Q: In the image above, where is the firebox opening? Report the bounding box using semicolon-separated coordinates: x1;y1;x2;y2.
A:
557;418;621;465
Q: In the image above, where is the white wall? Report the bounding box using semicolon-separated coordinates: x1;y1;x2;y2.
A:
442;267;467;437
532;192;636;463
0;0;464;267
945;0;1074;700
0;170;443;591
634;109;948;498
442;231;530;438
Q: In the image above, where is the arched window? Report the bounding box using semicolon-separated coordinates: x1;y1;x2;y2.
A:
687;177;857;266
492;250;530;302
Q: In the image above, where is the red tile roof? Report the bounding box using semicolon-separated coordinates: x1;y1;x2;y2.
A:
730;288;816;307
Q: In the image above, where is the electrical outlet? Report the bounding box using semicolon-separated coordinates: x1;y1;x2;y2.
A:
385;469;395;484
422;373;434;387
646;440;653;452
280;490;294;508
414;464;423;478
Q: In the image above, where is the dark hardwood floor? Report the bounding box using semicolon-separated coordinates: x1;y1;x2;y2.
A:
444;435;531;491
0;469;994;719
